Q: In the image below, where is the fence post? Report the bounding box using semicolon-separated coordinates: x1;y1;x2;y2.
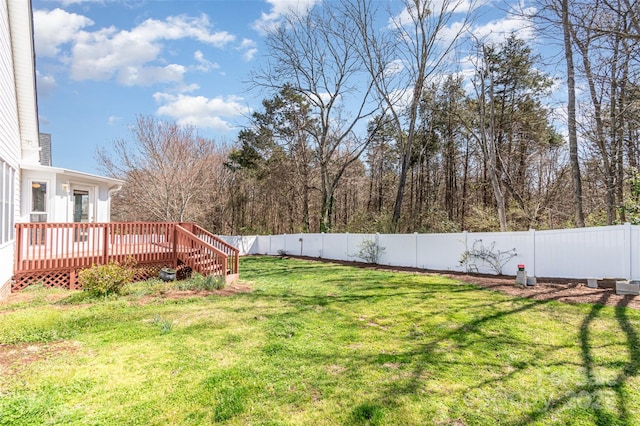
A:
414;232;418;268
463;230;468;252
299;233;304;256
528;229;536;278
346;233;349;260
624;222;632;279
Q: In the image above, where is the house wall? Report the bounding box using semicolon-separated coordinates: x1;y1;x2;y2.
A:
0;0;23;300
7;0;39;165
20;169;116;223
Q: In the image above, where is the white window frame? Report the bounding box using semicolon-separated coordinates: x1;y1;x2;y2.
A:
0;160;16;245
29;179;50;223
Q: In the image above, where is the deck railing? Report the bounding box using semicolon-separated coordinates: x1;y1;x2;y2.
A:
175;225;226;277
182;223;239;275
13;222;239;291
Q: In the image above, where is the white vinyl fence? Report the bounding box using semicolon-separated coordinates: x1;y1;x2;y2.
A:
220;223;640;280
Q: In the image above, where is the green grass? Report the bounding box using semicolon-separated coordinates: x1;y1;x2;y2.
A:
1;256;640;425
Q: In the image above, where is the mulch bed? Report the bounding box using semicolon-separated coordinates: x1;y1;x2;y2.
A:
289;255;640;310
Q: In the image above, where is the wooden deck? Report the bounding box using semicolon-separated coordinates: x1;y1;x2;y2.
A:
12;222;239;291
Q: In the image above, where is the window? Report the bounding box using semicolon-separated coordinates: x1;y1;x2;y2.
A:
30;181;47;223
0;160;16;244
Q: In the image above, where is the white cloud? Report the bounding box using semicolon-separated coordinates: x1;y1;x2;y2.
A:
131;14;235;48
384;59;405;76
391;0;477;29
34;10;236;86
38;114;50;126
153;93;251;131
33;8;93;57
117;64;187;86
107;115;122;125
239;38;258;61
36;71;56;97
61;0;103;5
193;50;220;72
252;0;320;34
472;7;537;44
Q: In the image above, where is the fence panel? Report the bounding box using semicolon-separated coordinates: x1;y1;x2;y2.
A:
268;235;286;255
321;234;351;261
378;234;416;267
219;236;257;256
632;227;640;280
281;234;302;256
299;234;323;258
417;233;467;272
464;231;529;275
534;226;627;279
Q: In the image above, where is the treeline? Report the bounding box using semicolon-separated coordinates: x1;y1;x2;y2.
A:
101;0;640;235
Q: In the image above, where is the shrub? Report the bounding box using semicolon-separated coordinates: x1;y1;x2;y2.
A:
459;239;517;275
175;273;225;291
355;238;386;264
78;261;136;297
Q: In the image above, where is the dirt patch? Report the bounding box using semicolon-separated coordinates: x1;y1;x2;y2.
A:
2;283;254;307
2;291;69;306
0;340;81;376
444;273;640;309
290;255;640;310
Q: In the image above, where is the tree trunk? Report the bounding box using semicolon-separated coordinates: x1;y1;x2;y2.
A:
562;0;586;227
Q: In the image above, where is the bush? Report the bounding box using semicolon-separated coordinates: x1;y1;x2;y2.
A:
78;261;136;297
459;239;517;275
355;238;385;264
175;273;225;291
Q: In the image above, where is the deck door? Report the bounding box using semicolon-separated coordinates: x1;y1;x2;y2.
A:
71;186;95;243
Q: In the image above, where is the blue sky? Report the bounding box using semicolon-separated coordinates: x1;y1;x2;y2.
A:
32;0;538;175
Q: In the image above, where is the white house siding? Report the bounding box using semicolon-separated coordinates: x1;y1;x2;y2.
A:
20;166;122;223
7;0;39;165
0;0;23;300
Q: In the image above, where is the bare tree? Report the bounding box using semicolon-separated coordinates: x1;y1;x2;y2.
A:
346;0;474;230
97;116;220;223
250;3;379;232
561;0;587;226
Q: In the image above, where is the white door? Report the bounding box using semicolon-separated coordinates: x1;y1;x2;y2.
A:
70;185;95;243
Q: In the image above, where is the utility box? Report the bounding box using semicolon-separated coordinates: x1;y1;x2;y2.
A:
516;264;527;286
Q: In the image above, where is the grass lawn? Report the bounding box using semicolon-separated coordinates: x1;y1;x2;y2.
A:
1;256;640;425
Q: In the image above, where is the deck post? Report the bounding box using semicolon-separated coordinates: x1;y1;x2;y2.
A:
172;224;178;268
103;224;109;265
234;252;239;275
70;269;77;290
14;223;22;275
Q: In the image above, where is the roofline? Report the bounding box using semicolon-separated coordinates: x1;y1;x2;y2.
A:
21;164;125;186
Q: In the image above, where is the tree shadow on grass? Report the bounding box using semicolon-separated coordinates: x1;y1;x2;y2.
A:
242;257;640;424
509;292;640;425
333;288;639;425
